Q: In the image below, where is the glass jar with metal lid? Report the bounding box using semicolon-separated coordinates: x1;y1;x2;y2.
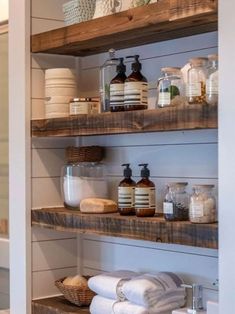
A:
69;98;100;115
189;184;217;223
163;182;189;221
206;54;218;106
187;57;208;104
156;67;184;108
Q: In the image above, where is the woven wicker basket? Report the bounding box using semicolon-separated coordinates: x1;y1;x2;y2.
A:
63;0;96;26
66;146;105;163
55;277;95;306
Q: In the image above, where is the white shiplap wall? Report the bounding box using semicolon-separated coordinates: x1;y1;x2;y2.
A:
30;0;219;307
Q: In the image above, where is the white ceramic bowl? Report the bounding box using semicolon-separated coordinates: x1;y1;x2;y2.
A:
45;68;76;80
45;86;77;97
45;103;69;114
45;96;72;104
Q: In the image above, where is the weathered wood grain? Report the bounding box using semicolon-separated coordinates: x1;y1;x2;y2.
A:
0;219;8;236
31;0;218;56
32;296;90;314
31;104;218;137
31;207;218;249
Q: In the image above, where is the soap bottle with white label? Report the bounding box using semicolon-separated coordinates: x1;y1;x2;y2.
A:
118;164;136;216
110;58;127;112
124;55;148;111
135;164;156;217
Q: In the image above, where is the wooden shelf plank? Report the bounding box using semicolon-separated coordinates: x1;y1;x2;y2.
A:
32;296;90;314
31;0;218;56
32;207;218;249
31;105;218;137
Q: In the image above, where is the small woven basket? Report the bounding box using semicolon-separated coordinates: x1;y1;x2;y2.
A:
66;146;105;163
63;0;96;26
55;277;95;306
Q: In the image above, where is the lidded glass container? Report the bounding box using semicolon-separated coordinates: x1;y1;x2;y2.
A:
189;185;217;223
100;48;119;112
61;146;108;210
206;54;218;106
156;67;183;108
187;57;207;104
163;182;189;221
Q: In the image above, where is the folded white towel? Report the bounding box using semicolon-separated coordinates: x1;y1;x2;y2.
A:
122;272;185;308
90;295;116;314
88;270;137;300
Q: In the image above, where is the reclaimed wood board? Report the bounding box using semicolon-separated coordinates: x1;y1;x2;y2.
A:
32;207;218;249
31;105;218;137
32;296;90;314
0;219;8;236
31;0;217;56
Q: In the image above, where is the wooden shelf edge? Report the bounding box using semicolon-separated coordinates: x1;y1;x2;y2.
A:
32;208;218;249
32;296;90;314
31;0;218;56
31;105;218;138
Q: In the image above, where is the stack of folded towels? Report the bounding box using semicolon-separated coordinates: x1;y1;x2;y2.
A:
88;270;186;314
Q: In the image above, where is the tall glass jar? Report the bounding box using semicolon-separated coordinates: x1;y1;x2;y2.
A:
61;162;108;210
156;67;184;108
163;182;189;221
100;49;119;112
206;54;218;106
187;57;207;105
189;185;217;223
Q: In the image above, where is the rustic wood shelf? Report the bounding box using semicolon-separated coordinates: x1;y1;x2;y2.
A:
32;296;90;314
31;104;217;137
31;0;217;56
32;207;218;249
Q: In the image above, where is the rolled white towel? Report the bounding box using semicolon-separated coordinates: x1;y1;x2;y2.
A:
90;295;116;314
88;270;138;300
122;272;185;308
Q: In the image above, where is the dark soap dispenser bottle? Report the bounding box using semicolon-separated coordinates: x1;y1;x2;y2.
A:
118;164;136;215
135;164;156;217
110;58;127;112
124;55;148;111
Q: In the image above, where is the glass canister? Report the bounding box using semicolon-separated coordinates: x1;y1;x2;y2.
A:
156;67;184;108
187;57;208;105
189;185;217;223
163;182;189;221
100;49;119;112
61;146;108;210
206;54;218;106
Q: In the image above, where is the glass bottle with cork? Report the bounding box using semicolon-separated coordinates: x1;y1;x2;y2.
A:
110;58;127;112
135;164;156;217
118;164;136;215
206;54;218;106
187;57;207;105
124;55;148;111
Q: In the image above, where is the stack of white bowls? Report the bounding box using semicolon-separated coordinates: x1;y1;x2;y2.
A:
45;68;77;118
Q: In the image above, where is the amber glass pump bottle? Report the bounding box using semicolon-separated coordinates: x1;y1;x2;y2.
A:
118;164;136;215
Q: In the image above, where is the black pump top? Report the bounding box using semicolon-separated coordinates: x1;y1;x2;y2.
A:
126;55;142;71
117;58;126;73
122;163;132;178
139;163;150;178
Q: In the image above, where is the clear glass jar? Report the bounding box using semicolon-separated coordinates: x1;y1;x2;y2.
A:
187;57;207;105
189;185;217;223
163;182;189;221
61;162;108;210
206;54;218;106
100;49;119;112
156;67;184;108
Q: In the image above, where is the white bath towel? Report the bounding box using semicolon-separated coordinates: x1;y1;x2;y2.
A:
122;272;185;308
88;270;137;300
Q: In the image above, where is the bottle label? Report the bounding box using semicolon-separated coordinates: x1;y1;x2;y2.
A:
206;79;218;95
118;187;135;208
191;203;204;218
135;187;156;209
187;83;202;97
110;83;125;107
158;92;171;106
124;81;148;106
163;202;173;214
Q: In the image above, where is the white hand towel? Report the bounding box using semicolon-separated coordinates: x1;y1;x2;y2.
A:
90;295;116;314
122;272;185;308
88;270;137;300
